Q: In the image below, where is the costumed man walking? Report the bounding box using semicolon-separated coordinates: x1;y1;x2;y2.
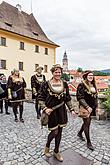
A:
0;74;10;115
31;66;46;119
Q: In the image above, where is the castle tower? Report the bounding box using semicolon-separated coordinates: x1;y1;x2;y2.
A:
62;51;68;71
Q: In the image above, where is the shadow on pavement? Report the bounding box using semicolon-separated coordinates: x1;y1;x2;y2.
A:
43;148;93;165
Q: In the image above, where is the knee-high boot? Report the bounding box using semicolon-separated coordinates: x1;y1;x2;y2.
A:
13;103;18;122
19;103;24;122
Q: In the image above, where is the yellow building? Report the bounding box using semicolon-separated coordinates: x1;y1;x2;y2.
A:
0;2;59;88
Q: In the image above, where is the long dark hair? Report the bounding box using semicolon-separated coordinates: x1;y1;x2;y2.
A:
82;70;97;90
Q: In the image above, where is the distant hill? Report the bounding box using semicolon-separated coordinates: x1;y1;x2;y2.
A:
100;69;110;73
93;69;110;76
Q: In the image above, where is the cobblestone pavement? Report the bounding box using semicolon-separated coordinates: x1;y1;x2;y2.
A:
0;103;110;165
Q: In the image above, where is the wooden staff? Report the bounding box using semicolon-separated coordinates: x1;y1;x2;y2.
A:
0;98;8;101
10;99;27;103
0;98;32;103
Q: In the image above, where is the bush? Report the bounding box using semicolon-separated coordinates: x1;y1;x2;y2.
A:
61;73;70;82
103;86;110;112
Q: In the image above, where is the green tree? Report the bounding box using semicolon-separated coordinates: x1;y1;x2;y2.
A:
61;73;70;82
93;71;110;76
77;67;83;72
103;86;110;112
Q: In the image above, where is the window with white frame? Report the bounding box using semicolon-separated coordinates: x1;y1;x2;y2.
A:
45;48;48;55
20;42;24;50
44;65;48;73
35;45;39;53
19;62;23;71
0;37;6;46
0;60;6;69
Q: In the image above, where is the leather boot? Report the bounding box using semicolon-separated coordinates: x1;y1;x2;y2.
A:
37;114;40;119
44;146;51;157
5;109;10;115
87;142;94;151
77;133;85;141
53;151;63;162
20;118;24;123
5;112;10;115
0;109;3;114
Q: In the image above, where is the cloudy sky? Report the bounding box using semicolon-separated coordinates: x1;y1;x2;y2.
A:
1;0;110;70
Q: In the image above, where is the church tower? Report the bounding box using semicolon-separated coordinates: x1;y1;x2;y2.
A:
62;51;68;71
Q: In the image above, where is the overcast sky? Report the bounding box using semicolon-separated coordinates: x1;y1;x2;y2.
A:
1;0;110;70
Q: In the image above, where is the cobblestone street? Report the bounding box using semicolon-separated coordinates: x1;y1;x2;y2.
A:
0;103;110;165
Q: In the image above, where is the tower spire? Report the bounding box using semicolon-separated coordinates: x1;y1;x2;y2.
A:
62;51;68;72
31;0;33;13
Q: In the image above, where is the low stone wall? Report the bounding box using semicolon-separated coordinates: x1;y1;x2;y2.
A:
71;94;110;120
98;96;110;120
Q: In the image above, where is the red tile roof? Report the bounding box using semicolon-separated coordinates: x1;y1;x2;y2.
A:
69;70;77;75
68;83;77;92
69;70;82;77
96;83;108;90
95;76;110;80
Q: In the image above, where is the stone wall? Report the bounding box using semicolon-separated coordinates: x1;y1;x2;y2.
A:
71;94;110;120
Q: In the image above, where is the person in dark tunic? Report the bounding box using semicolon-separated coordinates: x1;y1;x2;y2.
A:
38;64;75;162
7;69;26;122
0;74;10;114
7;71;14;107
31;66;46;119
76;70;98;151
